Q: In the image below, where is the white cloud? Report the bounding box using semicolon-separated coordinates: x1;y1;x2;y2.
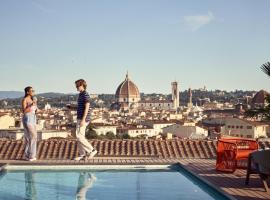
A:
184;11;215;32
30;0;54;14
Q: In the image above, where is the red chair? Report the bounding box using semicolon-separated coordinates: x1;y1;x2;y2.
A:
216;138;258;173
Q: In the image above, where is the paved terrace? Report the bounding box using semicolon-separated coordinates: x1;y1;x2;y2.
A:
0;138;269;200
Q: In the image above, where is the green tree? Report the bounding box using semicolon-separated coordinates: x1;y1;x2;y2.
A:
122;133;131;139
105;132;116;139
99;134;106;139
261;62;270;77
85;124;99;139
116;133;131;139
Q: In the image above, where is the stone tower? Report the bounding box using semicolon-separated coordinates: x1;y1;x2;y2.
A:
171;81;179;109
187;88;193;108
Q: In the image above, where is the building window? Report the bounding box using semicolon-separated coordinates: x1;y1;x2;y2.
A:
228;126;231;128
247;126;252;129
240;126;243;129
247;135;252;138
231;126;235;129
236;126;239;129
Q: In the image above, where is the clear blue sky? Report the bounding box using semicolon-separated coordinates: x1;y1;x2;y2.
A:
0;0;270;94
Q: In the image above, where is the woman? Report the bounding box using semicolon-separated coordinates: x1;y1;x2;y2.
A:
22;86;38;161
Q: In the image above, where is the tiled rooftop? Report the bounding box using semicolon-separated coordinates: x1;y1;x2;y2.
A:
0;138;219;160
0;138;269;161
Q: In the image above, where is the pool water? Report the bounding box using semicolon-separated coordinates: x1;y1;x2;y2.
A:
0;168;229;200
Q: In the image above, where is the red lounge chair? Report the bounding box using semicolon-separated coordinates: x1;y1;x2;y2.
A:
246;149;270;192
216;138;258;173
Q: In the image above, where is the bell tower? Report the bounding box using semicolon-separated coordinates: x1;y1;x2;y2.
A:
171;81;179;109
187;88;193;108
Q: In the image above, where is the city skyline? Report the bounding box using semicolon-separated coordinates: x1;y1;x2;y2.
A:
0;0;270;94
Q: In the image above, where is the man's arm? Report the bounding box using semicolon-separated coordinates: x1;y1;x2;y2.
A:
66;104;77;110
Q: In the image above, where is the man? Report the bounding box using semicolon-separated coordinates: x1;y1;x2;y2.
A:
69;79;97;161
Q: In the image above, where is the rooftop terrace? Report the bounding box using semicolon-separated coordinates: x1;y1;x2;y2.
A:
0;138;269;200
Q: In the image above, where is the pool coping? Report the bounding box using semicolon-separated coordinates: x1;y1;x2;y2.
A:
2;164;175;171
0;158;180;167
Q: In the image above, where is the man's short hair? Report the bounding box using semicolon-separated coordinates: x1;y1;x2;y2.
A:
75;79;87;89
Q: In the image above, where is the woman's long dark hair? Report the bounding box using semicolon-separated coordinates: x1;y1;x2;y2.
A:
24;86;32;98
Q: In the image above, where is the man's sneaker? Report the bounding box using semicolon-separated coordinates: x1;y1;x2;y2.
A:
73;155;85;161
29;158;37;162
87;150;98;159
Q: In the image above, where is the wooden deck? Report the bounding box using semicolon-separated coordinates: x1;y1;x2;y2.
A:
179;159;270;200
0;158;269;200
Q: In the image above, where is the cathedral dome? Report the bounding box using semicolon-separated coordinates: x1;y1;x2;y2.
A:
115;73;140;99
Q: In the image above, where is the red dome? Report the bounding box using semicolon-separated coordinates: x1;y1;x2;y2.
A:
115;73;140;99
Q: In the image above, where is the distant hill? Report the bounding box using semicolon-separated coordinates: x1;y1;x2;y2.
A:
37;92;68;98
0;91;73;100
0;91;24;99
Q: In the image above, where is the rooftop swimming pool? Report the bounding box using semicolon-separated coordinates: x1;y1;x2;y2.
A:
0;165;231;200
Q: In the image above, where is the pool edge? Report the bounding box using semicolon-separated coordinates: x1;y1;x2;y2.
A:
0;164;7;172
2;164;174;171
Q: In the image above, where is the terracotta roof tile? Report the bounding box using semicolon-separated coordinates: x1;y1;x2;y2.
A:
0;138;268;160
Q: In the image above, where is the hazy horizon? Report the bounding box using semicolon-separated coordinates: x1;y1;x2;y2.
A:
0;87;260;95
1;0;270;94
